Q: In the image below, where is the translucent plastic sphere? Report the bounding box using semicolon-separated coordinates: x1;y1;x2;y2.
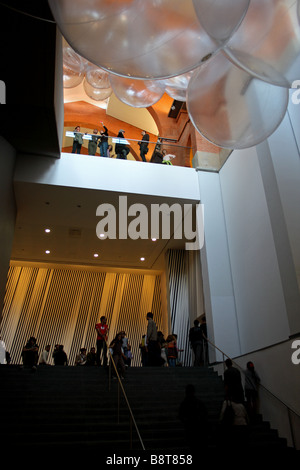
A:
187;52;289;149
83;79;112;101
109;75;165;107
192;0;250;42
223;0;300;88
49;0;219;79
85;65;111;89
159;72;193;101
63;45;86;88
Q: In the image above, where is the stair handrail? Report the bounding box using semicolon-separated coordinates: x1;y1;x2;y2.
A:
202;333;300;448
106;343;145;451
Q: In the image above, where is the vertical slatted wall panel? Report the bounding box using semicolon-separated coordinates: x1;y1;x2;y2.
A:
167;249;193;366
0;266;164;367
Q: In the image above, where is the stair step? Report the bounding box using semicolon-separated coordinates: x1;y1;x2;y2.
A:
0;365;294;456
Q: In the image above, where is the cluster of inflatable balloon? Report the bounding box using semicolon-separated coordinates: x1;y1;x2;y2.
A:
63;41;113;101
53;0;300;149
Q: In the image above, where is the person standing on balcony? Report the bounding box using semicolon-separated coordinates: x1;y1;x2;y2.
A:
95;316;109;368
107;144;113;158
138;130;149;162
115;130;130;159
98;122;109;157
162;149;176;165
71;126;84;154
87;129;99;156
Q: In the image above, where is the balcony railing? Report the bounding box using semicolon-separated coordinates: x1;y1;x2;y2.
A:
63;131;193;168
62;131;232;171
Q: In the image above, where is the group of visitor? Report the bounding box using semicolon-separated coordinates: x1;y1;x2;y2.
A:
71;124;176;164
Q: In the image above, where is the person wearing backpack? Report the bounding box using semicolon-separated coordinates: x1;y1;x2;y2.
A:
219;397;249;449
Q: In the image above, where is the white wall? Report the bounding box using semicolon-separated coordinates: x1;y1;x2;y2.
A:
199;98;300;448
0;137;16;314
199;152;290;357
198;170;241;360
267;97;300;292
219;148;292;352
199;97;300;357
14;152;200;202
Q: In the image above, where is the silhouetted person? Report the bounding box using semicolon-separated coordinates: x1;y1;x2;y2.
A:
189;320;202;366
22;337;39;369
244;361;260;419
146;312;162;366
75;347;87;366
224;358;244;403
110;332;126;379
53;345;68;366
86;347;97;366
179;384;209;453
200;316;208;365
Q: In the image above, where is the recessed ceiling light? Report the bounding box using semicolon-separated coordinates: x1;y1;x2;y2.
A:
45;250;50;254
94;253;99;258
152;238;157;242
45;228;51;233
140;257;145;261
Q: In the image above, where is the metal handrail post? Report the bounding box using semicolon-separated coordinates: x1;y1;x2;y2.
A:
105;342;145;450
117;381;120;425
108;358;111;391
288;408;296;449
130;416;133;450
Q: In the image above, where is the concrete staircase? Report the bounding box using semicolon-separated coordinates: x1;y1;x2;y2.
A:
0;364;295;460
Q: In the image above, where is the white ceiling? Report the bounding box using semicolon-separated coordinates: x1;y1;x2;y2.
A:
11;178;196;272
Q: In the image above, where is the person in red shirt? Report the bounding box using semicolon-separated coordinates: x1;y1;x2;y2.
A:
95;316;109;368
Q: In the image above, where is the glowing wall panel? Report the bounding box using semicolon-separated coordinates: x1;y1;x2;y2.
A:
1;265;164;367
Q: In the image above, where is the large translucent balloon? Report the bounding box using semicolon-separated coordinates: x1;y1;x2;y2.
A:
109;75;165;107
49;0;219;79
63;45;86;88
159;72;194;101
85;65;111;89
223;0;300;88
83;79;112;101
192;0;250;42
187;52;289;149
83;65;113;101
